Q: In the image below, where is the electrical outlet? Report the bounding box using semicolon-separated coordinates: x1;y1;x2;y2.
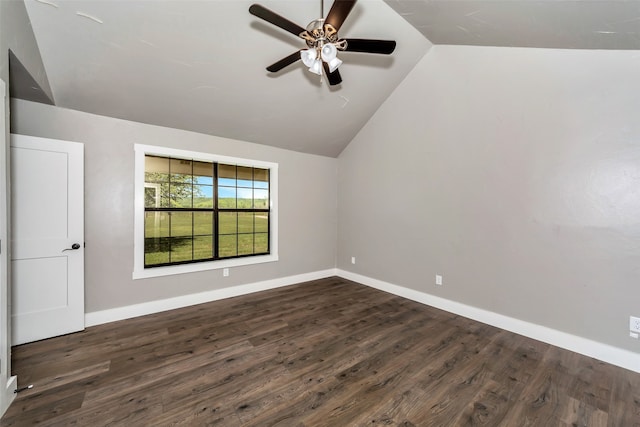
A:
351;257;356;265
435;275;443;286
223;268;229;277
630;316;640;333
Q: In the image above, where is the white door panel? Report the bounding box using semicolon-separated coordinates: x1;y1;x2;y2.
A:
13;258;69;314
12;148;68;240
10;134;84;345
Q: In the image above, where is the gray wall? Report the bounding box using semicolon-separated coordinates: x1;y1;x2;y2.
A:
0;0;53;103
338;45;640;352
11;99;337;313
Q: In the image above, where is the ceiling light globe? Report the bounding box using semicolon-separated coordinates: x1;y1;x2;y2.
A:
327;57;343;73
301;49;317;67
321;43;337;61
309;59;323;75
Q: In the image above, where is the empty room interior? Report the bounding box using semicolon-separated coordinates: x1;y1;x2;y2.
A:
1;0;639;425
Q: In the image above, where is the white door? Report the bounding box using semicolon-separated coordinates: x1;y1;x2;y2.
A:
10;134;84;345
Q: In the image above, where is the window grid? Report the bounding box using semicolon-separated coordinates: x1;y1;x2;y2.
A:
216;165;270;259
144;155;269;268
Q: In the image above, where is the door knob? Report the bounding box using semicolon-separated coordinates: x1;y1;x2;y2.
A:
62;243;81;252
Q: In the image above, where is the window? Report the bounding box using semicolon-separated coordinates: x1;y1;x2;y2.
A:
133;145;278;279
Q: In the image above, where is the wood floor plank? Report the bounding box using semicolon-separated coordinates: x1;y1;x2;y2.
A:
3;277;639;426
606;365;640;427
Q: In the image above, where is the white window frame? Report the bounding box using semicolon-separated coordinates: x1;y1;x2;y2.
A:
133;144;279;279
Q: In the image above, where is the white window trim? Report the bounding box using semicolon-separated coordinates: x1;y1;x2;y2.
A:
133;144;279;279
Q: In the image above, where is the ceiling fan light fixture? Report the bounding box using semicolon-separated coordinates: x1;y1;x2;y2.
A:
320;42;337;61
321;42;342;72
326;56;342;73
309;58;323;75
301;48;317;67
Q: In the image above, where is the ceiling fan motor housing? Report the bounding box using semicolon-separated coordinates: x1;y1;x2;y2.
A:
301;20;347;51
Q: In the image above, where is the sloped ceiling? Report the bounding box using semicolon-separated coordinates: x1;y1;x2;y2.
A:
385;0;640;50
19;0;640;157
23;0;431;157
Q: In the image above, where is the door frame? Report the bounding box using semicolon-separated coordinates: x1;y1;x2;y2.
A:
0;78;17;417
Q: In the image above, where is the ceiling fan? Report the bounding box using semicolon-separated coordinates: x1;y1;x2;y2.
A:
249;0;396;86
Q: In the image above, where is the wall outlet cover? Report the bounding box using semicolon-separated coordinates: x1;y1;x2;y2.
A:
630;316;640;333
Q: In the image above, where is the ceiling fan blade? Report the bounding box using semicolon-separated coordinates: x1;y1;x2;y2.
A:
249;4;306;37
344;38;396;54
267;51;302;72
323;62;342;86
325;0;357;32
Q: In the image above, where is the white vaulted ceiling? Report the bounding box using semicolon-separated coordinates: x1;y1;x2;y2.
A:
23;0;430;157
385;0;640;50
20;0;640;157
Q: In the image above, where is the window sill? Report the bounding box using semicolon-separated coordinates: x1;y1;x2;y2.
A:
132;253;279;280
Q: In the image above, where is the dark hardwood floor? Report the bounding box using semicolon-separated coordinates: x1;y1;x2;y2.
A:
2;277;639;426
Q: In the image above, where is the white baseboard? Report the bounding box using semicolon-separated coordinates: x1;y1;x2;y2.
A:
337;269;640;374
0;375;17;418
85;269;337;327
